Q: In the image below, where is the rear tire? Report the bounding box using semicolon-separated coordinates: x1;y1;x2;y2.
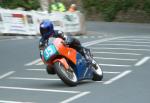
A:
54;62;78;86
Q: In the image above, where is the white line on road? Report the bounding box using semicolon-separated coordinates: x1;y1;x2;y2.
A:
91;47;150;52
16;36;24;40
98;43;150;47
135;57;150;66
92;51;141;55
60;92;90;103
26;69;120;74
94;57;137;61
83;36;126;47
103;70;132;85
26;69;45;71
103;71;120;74
117;38;150;41
0;86;80;94
0;71;15;79
0;100;33;103
25;59;41;66
107;40;150;44
119;36;150;38
36;62;44;65
9;77;60;81
99;64;131;67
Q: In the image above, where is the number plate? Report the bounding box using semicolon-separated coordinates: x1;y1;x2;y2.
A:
43;44;58;61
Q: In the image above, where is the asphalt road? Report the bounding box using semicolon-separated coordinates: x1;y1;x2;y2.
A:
0;22;150;103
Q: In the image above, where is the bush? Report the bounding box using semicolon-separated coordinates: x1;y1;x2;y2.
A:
82;0;150;21
0;0;40;10
143;0;150;15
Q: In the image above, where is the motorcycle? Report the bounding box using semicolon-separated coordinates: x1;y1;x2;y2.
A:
40;38;103;86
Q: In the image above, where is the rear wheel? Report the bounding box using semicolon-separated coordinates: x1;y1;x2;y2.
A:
54;62;78;86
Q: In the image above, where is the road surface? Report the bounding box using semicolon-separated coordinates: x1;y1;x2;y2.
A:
0;22;150;103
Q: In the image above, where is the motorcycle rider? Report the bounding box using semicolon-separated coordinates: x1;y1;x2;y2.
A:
39;20;96;74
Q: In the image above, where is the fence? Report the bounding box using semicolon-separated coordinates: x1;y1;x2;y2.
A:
0;8;85;35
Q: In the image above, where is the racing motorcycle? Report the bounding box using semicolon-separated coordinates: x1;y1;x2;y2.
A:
40;38;103;86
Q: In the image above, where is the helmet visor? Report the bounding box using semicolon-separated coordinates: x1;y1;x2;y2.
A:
40;27;51;36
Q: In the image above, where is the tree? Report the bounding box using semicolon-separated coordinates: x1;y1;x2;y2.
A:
0;0;40;10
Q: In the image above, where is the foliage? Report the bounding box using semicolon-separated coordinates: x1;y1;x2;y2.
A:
82;0;150;21
0;0;40;10
143;0;150;15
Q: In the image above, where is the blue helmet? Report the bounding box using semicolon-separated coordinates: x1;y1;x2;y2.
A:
40;20;54;39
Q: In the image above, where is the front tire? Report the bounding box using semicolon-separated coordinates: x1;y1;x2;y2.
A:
54;62;78;86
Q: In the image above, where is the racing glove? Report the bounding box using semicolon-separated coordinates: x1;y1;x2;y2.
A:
65;36;73;45
39;41;47;50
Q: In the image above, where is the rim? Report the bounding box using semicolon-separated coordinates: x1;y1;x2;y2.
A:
59;62;77;82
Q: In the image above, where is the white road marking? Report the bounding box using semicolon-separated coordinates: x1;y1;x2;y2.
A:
95;81;104;83
107;40;150;44
107;36;150;39
9;77;60;81
93;51;141;55
27;36;34;39
91;36;95;38
94;57;137;61
135;57;150;66
36;62;44;65
25;59;41;66
16;36;24;40
98;36;103;38
91;47;150;52
0;71;15;79
26;69;45;71
10;38;19;41
103;71;120;74
98;44;150;47
83;36;126;47
60;92;90;103
0;100;33;103
0;86;80;94
82;36;88;39
118;38;150;41
103;70;132;85
26;69;120;74
99;64;131;67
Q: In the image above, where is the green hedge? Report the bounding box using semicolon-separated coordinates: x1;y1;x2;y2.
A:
82;0;150;21
0;0;40;10
143;0;150;14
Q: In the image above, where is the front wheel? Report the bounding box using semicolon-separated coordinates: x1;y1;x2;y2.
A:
92;60;103;81
54;62;78;86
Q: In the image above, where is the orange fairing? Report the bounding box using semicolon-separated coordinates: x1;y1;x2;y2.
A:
53;38;77;64
53;58;69;69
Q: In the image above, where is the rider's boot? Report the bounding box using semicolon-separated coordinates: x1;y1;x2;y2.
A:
78;46;98;68
91;59;98;69
46;65;56;74
82;48;98;69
